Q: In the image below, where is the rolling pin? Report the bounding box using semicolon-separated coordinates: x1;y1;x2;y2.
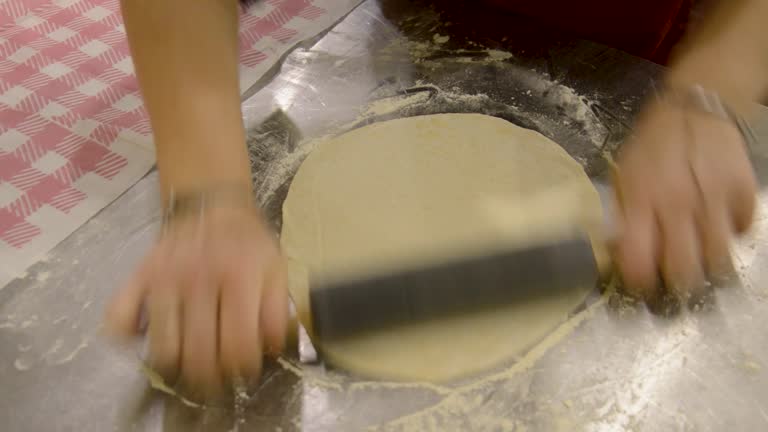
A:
307;181;615;341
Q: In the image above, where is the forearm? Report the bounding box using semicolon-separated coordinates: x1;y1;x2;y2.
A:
667;0;768;116
121;0;252;203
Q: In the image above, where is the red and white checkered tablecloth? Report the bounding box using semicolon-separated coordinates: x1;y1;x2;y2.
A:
0;0;360;287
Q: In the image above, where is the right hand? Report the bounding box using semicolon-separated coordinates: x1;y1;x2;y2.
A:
614;99;756;304
105;203;290;399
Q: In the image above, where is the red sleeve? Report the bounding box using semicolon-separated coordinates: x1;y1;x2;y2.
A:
482;0;694;64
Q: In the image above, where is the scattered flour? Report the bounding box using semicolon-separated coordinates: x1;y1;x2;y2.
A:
372;297;607;431
487;49;513;60
141;363;205;409
359;91;431;118
20;315;38;329
432;34;449;44
50;338;89;365
14;358;32;371
35;271;50;282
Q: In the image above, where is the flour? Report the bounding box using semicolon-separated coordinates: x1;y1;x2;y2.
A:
524;75;607;147
371;296;607;431
141;363;205;409
50;338;89;365
487;49;513;60
35;271;50;282
349;379;452;397
42;338;64;360
20;315;38;329
14;357;32;371
360;91;432;118
276;357;344;391
744;360;762;374
432;34;450;44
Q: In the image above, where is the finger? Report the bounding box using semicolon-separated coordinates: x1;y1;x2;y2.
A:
220;265;263;382
105;259;151;340
689;152;734;277
709;122;759;234
729;173;758;234
658;207;704;298
261;257;289;356
180;265;222;399
146;269;182;382
699;198;733;277
615;183;659;300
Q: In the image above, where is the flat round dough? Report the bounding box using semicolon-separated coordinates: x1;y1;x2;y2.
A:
281;114;602;382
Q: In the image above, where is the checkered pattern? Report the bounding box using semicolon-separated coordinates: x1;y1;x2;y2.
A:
0;0;361;287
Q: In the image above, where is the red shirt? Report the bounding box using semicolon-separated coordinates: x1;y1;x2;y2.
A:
483;0;694;63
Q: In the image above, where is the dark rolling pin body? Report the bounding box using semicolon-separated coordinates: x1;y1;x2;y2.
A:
310;235;600;341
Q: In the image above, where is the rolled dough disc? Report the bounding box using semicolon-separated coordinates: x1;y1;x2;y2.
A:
281;113;602;382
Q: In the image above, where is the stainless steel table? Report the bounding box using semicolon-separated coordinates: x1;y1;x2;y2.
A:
4;1;768;430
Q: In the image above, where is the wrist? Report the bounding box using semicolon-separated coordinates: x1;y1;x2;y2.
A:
667;39;765;117
159;173;253;206
162;183;257;228
650;82;757;152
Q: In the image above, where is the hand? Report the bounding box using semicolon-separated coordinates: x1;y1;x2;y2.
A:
615;98;757;302
105;204;289;399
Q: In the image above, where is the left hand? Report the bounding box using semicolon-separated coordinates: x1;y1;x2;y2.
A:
105;204;289;400
614;97;757;302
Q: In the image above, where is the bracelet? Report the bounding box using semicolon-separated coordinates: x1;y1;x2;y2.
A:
655;83;758;150
162;184;255;232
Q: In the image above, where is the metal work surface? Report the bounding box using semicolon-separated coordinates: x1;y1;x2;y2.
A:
4;0;768;430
